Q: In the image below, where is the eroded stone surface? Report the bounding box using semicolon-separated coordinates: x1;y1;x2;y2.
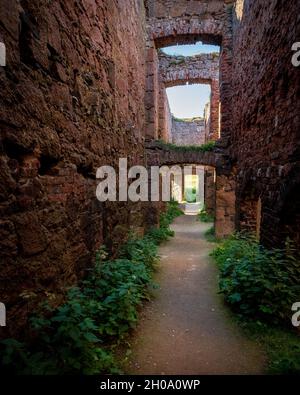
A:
231;0;300;246
158;52;220;140
0;0;148;335
171;119;206;146
0;0;298;336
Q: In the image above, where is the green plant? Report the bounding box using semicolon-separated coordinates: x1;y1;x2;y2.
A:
155;140;215;153
146;200;183;244
238;320;300;374
197;206;214;223
211;233;300;324
211;234;300;374
169;57;185;66
163;199;184;223
204;226;217;243
0;202;182;375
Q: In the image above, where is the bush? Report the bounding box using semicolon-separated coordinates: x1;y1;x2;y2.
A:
211;233;300;324
0;202;182;375
1;248;156;374
162;200;184;224
238;320;300;374
197;206;214;223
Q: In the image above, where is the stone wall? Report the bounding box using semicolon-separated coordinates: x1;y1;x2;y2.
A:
204;167;216;215
145;39;160;139
158;52;220;85
172;119;205;146
231;0;300;246
146;140;227;168
145;0;234;145
2;0;298;338
146;0;225;19
158;52;220;140
158;79;172;141
146;0;224;46
0;0;147;335
215;170;236;238
204;101;211;141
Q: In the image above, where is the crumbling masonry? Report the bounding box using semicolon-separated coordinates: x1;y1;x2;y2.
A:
0;0;299;334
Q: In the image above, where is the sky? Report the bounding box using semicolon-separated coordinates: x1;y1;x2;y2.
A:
162;42;220;57
167;84;211;119
163;42;219;118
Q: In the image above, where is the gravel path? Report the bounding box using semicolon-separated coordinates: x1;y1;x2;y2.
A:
126;215;266;374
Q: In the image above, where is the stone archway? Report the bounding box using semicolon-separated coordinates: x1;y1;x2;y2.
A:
158;52;220;142
144;0;233;145
145;141;236;238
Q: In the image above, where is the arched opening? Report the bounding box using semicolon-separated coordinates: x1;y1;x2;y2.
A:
146;33;222;142
165;83;211;144
168;164;214;216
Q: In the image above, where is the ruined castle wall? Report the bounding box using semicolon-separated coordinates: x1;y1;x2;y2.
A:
145;40;160;139
145;0;233;144
158;52;220;140
204;167;216;216
158;52;220;84
158;80;172;141
231;0;300;246
145;0;225;47
0;0;147;335
146;0;225;19
172;119;205;146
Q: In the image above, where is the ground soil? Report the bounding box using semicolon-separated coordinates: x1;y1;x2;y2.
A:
126;214;266;374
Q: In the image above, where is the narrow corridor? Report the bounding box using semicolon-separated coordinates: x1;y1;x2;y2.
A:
127;215;266;374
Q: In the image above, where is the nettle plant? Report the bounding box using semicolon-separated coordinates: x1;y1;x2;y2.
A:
211;233;300;324
0;201;183;374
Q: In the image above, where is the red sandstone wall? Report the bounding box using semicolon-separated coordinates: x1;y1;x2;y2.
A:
158;80;172;141
204;167;216;215
158;52;220;84
146;0;225;23
231;0;300;246
145;0;233;145
145;40;159;139
158;52;220;140
172;119;205;146
0;0;147;335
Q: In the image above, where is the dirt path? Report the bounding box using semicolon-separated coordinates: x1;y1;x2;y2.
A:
126;215;266;375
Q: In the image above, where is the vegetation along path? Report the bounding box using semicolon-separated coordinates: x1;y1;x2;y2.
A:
126;215;266;374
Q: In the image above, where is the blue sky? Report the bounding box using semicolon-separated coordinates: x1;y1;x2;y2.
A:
167;84;211;118
162;42;220;57
163;42;219;118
